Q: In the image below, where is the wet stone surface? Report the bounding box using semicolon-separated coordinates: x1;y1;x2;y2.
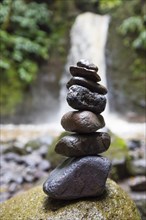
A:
77;59;99;71
43;156;111;200
67;77;107;94
55;132;111;157
61;111;105;133
67;85;106;114
0;137;52;203
128;176;146;191
70;66;101;82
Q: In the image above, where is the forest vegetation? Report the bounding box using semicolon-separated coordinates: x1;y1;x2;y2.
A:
0;0;145;116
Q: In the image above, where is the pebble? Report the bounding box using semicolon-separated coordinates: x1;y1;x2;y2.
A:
22;153;42;167
67;85;106;114
3;152;22;163
43;156;111;200
61;111;105;133
55;132;110;157
77;59;98;71
127;139;141;150
38;160;51;171
129;176;146;191
70;66;101;82
0;140;53;203
67;77;107;94
131;159;146;176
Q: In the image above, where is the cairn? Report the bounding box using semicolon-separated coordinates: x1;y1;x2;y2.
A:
43;59;111;200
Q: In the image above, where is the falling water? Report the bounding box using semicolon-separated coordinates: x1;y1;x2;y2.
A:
59;12;145;139
1;13;145;141
59;12;110;120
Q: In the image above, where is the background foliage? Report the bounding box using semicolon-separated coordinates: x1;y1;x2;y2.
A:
0;0;145;117
0;0;72;115
0;0;53;114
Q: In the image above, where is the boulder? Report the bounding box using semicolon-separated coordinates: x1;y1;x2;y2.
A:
0;179;141;220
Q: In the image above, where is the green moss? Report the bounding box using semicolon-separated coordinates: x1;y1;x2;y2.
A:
104;132;128;160
0;72;23;115
0;0;75;117
104;132;131;181
0;179;141;220
107;0;145;116
47;131;69;168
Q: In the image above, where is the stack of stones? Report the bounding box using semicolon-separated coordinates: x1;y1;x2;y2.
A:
43;59;111;200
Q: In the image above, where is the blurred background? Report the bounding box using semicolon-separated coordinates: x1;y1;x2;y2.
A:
0;0;145;124
0;0;146;219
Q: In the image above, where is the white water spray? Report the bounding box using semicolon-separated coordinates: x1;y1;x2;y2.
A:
59;12;145;139
60;12;110;120
0;13;145;141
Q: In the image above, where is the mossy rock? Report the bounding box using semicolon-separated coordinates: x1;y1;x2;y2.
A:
47;131;68;167
0;179;141;220
104;132;131;180
105;131;128;161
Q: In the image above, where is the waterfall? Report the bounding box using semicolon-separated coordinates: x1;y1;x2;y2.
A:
59;12;145;139
1;13;144;141
59;12;110;121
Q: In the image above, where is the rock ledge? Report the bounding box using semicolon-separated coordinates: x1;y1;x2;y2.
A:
0;179;141;220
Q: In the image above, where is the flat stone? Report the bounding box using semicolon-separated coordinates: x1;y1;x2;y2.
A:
43;156;111;200
55;132;110;157
61;111;105;133
67;77;107;94
70;66;101;82
77;59;98;71
67;85;106;114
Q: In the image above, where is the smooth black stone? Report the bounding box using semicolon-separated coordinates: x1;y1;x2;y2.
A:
70;66;101;82
43;156;111;200
67;85;106;114
77;59;98;71
61;111;105;133
67;77;107;94
55;132;110;157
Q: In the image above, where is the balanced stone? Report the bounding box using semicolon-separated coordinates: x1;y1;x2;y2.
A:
55;132;110;157
67;85;106;114
67;77;107;94
70;66;101;82
61;111;105;133
77;59;98;71
43;156;111;200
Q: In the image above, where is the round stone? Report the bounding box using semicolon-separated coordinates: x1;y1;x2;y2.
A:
61;111;105;133
67;77;107;94
43;156;111;200
77;59;98;71
67;85;106;114
70;66;101;82
55;132;111;157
